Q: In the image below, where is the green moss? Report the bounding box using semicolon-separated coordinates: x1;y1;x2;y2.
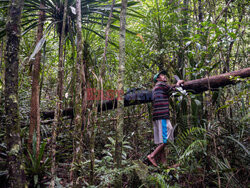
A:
133;160;148;181
20;164;25;170
9;94;18;103
9;144;20;156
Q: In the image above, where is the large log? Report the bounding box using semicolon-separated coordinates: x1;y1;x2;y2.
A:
182;67;250;93
41;67;250;119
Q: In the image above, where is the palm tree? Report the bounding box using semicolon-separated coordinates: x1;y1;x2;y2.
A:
0;0;138;42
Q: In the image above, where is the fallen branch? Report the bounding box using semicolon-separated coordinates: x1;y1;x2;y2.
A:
41;67;250;119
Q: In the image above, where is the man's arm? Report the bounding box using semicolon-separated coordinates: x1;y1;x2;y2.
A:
170;80;185;88
176;80;185;87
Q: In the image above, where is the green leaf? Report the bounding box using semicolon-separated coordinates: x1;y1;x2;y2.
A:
29;37;46;61
27;149;36;170
34;175;38;186
0;170;8;176
216;104;230;113
226;136;249;156
107;137;115;145
228;32;236;39
194;99;201;106
196;43;201;50
38;142;47;162
185;41;192;47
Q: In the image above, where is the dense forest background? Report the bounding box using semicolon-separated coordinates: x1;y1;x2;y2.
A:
0;0;249;187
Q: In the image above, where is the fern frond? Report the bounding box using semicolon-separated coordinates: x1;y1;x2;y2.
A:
178;139;207;164
176;127;206;146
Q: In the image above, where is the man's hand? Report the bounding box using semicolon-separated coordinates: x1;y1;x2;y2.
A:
176;80;185;87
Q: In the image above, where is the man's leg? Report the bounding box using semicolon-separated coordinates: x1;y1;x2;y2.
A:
147;143;165;166
159;147;166;164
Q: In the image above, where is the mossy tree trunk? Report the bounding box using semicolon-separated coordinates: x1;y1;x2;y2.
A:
114;0;127;186
70;0;85;185
4;0;26;186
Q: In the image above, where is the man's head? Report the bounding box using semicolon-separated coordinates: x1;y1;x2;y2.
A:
153;70;167;83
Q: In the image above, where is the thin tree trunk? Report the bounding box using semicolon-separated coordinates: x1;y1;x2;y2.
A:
89;116;96;185
69;37;76;184
101;0;115;75
100;0;116;113
114;0;127;186
182;0;189;38
0;39;3;73
81;44;88;165
213;0;233;24
50;0;68;187
224;7;244;73
156;0;164;70
70;0;84;185
39;41;46;102
0;40;3;127
88;1;117;183
29;0;45;156
4;0;26;186
0;39;3;109
198;0;203;24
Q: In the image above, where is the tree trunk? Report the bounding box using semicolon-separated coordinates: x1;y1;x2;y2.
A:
70;0;84;185
69;39;76;184
89;116;96;185
182;67;250;93
0;39;3;80
41;67;250;118
114;0;127;186
39;41;46;101
4;0;26;186
50;0;68;187
101;0;116;77
198;0;203;24
100;0;116;112
29;0;45;156
0;39;3;122
156;0;164;71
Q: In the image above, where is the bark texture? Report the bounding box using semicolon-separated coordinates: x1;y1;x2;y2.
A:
115;0;127;170
182;67;250;93
29;0;45;155
50;0;68;187
70;0;84;185
42;67;250;119
4;0;25;186
114;0;127;187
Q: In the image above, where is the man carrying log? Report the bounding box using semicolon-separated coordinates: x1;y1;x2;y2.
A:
147;70;184;166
